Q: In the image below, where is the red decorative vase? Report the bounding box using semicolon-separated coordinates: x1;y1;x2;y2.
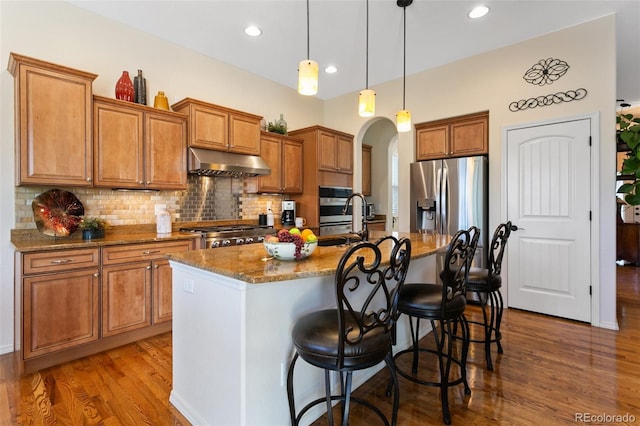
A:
115;71;134;102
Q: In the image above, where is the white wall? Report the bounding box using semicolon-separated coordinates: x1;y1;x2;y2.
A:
0;0;324;353
0;2;618;353
324;16;617;328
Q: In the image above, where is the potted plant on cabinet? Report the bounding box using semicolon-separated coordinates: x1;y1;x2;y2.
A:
79;216;108;240
617;110;640;205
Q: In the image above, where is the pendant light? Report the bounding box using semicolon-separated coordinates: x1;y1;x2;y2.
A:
358;0;375;117
396;0;413;132
298;0;318;96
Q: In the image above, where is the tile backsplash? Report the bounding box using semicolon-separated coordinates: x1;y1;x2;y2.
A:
14;175;285;229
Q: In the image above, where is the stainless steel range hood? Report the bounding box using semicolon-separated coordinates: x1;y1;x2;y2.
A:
188;147;270;177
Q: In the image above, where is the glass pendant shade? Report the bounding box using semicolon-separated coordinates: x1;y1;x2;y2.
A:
298;60;318;96
358;89;376;117
396;109;412;132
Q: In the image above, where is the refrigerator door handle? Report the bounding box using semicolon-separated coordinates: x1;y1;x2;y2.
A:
441;166;448;235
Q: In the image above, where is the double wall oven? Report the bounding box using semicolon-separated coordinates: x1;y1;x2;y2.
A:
319;186;353;236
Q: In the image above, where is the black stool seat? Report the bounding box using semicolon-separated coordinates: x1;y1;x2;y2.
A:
398;284;466;320
467;267;501;290
391;227;479;425
292;309;391;369
287;236;412;426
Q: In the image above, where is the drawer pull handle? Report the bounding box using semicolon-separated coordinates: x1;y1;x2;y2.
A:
50;259;73;264
142;250;161;255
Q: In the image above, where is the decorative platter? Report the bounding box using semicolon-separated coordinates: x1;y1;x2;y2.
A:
32;189;85;236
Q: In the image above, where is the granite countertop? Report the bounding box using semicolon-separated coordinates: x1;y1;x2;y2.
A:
9;220;259;252
168;230;450;284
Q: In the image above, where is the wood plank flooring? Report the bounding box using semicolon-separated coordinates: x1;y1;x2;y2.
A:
2;266;639;425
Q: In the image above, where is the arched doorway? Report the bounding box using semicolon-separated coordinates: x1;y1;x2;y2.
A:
357;118;398;232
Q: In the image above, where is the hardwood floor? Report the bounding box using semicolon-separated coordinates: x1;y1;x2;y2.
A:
2;266;639;425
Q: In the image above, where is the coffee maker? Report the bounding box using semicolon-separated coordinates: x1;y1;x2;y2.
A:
281;200;296;226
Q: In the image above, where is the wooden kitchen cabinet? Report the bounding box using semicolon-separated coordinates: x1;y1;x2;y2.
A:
416;111;488;160
317;129;353;174
172;97;262;155
8;53;97;187
15;238;195;374
287;126;355;229
93;96;188;190
247;132;303;194
617;223;640;265
362;144;372;196
20;248;100;360
101;240;194;336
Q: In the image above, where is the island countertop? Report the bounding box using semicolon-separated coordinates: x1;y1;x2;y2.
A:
167;230;450;284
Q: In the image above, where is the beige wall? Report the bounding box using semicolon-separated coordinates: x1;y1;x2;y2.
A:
324;16;617;328
0;1;618;352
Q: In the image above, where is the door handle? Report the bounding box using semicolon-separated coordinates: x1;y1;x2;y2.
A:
511;225;524;231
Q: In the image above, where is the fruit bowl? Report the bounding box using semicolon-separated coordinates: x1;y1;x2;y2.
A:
263;241;318;261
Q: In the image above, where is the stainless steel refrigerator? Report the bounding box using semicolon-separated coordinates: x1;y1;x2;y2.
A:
410;156;488;267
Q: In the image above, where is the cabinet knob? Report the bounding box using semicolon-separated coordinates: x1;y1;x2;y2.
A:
139;181;144;184
154;265;159;269
146;266;152;270
94;272;99;278
86;177;92;182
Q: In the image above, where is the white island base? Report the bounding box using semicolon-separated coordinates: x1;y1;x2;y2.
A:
169;252;437;426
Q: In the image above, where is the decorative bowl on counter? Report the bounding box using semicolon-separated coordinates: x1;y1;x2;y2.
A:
263;241;317;261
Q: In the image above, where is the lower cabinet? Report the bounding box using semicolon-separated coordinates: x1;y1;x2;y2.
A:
16;239;195;374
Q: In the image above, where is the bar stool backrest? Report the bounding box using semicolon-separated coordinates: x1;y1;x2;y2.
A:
335;236;412;363
439;227;479;309
488;221;513;277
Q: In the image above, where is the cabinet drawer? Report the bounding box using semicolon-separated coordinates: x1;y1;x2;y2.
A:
23;248;99;275
102;240;194;265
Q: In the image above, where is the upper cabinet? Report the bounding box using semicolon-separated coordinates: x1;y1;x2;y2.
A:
362;144;372;196
317;129;353;174
93;96;188;190
172;98;262;155
8;53;98;186
247;132;303;194
416;111;488;161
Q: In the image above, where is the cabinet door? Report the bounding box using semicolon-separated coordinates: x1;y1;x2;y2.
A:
318;131;338;171
282;139;304;193
416;125;449;160
94;100;144;188
191;105;228;150
15;63;94;186
23;269;99;358
257;134;283;193
153;259;173;324
145;112;187;189
229;113;261;155
362;144;372;196
102;262;152;336
337;135;353;174
450;116;488;157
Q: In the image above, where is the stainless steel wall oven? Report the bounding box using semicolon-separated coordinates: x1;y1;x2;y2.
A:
319;186;353;235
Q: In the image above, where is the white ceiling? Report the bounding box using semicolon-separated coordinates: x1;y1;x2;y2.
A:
69;0;640;103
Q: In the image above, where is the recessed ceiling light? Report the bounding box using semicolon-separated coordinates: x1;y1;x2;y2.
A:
325;65;338;74
468;6;489;19
244;25;262;37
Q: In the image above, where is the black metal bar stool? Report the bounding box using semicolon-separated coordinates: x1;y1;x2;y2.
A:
391;227;479;425
286;235;412;426
464;221;512;371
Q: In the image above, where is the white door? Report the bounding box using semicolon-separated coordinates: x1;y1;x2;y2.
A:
506;118;591;322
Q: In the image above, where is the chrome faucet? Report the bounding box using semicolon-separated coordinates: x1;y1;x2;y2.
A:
342;193;369;241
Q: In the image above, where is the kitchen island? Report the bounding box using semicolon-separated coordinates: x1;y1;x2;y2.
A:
167;230;449;426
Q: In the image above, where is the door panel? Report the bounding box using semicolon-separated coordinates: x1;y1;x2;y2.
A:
506;119;591;322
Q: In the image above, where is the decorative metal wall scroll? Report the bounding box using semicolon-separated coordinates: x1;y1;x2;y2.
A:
509;88;588;112
523;58;570;86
